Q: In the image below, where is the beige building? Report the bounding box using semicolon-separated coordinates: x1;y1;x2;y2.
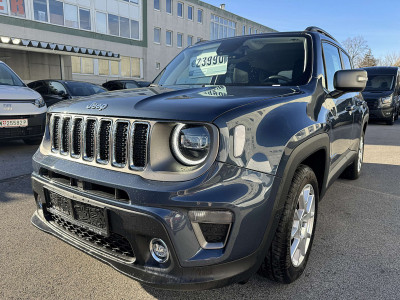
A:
0;0;275;84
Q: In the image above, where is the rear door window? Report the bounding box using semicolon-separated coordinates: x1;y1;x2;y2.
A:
322;43;343;91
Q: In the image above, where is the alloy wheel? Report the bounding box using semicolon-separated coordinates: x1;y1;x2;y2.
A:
290;184;315;267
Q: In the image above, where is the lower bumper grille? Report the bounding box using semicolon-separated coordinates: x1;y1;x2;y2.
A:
49;213;136;262
0;125;42;139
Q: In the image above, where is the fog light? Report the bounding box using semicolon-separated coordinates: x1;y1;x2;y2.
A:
188;210;233;249
150;238;169;263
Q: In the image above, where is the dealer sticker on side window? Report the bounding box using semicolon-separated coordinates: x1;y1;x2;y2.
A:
189;52;228;78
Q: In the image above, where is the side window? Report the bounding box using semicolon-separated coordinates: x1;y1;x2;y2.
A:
48;81;67;95
341;51;352;70
125;82;139;89
35;82;49;94
322;43;342;91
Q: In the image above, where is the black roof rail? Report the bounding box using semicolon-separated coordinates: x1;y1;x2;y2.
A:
304;26;338;42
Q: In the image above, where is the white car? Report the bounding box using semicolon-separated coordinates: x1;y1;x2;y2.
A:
0;61;46;144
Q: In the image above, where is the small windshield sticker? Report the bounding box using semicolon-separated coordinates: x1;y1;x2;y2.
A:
189;52;228;78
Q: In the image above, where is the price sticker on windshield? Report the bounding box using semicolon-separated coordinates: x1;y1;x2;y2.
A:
189;52;228;78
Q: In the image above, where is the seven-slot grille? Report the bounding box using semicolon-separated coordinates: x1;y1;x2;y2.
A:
51;115;149;170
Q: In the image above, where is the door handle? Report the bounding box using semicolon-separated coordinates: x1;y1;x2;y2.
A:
345;105;356;112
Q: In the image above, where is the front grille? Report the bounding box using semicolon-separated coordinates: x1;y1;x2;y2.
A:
131;123;149;168
50;115;150;171
97;120;112;163
61;117;71;154
71;118;82;157
113;121;129;167
365;99;378;110
0;125;42;138
49;214;135;262
84;119;96;160
52;116;60;150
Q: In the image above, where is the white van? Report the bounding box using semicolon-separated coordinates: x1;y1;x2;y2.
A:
0;61;46;145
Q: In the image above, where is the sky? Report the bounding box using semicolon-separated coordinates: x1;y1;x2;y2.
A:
202;0;400;59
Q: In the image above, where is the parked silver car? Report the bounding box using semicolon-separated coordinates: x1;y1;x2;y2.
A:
0;61;46;144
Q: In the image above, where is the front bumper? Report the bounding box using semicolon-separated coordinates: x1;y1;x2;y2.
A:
31;150;279;290
0;113;46;140
368;107;394;120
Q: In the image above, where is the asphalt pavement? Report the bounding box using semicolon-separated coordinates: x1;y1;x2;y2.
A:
0;122;399;300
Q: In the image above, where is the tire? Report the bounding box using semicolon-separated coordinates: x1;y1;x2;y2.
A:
395;109;399;121
258;165;318;283
342;133;365;180
23;137;42;145
386;112;395;125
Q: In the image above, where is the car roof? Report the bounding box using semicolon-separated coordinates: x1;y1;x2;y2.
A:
363;66;399;75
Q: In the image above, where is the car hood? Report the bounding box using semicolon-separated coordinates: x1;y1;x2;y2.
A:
362;90;393;99
0;85;41;100
48;85;300;122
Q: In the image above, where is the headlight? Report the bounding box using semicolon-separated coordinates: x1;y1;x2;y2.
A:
381;96;392;105
170;124;211;166
34;97;46;108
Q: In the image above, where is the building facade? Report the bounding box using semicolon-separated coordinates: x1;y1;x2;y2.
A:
0;0;275;84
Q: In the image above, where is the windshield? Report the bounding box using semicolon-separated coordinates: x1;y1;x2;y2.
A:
364;75;395;91
65;82;106;97
0;63;25;87
154;35;311;87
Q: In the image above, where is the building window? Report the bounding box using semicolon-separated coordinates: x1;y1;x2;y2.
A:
166;0;172;14
154;0;160;10
110;60;119;76
197;9;202;23
177;2;183;17
10;0;26;17
131;20;139;40
71;56;81;73
131;58;141;77
177;33;183;48
166;30;172;46
121;56;131;77
96;12;107;34
98;59;109;75
120;17;130;38
210;14;236;40
248;27;252;34
197;37;202;43
64;4;78;28
33;0;48;22
108;14;119;36
154;27;161;44
242;25;246;35
49;0;64;25
187;5;193;20
255;29;257;34
82;57;94;74
156;62;161;70
187;35;193;46
79;8;91;30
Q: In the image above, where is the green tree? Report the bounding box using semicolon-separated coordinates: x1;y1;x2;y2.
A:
359;49;378;68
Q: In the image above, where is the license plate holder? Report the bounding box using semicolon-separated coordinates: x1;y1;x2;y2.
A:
45;190;110;237
0;119;28;128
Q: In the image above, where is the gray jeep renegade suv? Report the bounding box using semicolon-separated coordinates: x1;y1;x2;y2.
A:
31;27;369;290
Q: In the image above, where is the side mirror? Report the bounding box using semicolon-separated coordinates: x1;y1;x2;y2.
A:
59;91;69;99
330;69;368;98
